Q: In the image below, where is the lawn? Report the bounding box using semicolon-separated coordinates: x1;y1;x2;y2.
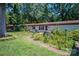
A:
0;31;58;56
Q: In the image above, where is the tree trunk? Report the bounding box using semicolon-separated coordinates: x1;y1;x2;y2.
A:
0;4;6;37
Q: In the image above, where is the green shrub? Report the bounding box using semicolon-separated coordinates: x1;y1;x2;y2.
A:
33;33;44;40
33;29;79;51
42;35;50;43
47;29;75;51
71;30;79;41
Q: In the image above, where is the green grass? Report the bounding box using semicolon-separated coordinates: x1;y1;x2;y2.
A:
0;31;58;56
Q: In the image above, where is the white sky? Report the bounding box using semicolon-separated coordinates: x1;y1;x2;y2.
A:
0;0;79;3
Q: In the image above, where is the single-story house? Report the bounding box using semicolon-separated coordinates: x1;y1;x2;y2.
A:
26;20;79;32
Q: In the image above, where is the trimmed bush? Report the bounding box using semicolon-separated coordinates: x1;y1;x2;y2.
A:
33;33;44;40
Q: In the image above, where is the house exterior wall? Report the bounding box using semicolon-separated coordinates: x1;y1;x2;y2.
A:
28;24;79;32
48;25;79;31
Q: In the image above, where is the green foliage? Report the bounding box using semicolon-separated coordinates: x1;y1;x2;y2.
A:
49;30;75;51
33;33;44;40
33;29;79;51
6;3;79;25
42;33;52;43
49;29;79;51
43;35;49;43
71;30;79;41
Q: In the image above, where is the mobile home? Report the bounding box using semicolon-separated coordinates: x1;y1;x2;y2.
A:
26;20;79;32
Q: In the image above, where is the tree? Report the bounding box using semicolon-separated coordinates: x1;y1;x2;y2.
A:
0;4;6;37
6;3;79;25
